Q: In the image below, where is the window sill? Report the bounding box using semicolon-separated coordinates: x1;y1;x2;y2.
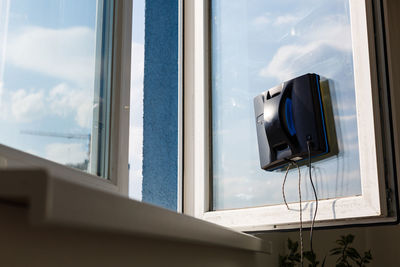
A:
0;169;268;253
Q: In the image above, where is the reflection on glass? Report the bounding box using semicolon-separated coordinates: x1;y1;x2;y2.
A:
211;0;361;210
0;0;112;177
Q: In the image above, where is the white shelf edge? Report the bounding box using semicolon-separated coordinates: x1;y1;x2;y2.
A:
0;169;268;253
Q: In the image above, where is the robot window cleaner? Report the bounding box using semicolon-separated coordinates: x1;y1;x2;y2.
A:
254;73;337;171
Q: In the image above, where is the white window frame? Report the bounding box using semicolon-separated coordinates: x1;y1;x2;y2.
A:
0;0;132;196
183;0;399;231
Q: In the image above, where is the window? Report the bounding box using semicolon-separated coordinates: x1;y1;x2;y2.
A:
211;0;360;210
0;0;181;209
0;0;107;176
0;0;131;194
0;0;397;232
184;0;398;231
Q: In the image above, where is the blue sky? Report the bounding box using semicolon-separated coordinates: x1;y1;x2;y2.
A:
0;0;97;165
0;0;145;200
211;0;361;209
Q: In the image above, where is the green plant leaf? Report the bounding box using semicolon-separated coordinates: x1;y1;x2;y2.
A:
347;247;361;260
346;234;355;244
288;238;293;249
364;250;372;260
303;251;315;261
280;234;372;267
292;242;299;253
278;255;288;267
330;248;342;255
336;239;345;246
288;253;300;262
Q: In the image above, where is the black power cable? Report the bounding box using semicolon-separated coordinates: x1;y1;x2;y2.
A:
282;162;292;210
307;140;319;255
282;142;319;264
282;160;303;267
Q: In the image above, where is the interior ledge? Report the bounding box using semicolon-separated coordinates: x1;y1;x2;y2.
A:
0;169;268;253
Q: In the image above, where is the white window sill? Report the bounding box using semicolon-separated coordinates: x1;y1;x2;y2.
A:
0;169;268;253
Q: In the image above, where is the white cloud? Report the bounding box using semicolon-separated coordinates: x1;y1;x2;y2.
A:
130;42;144;123
253;13;301;27
45;142;87;165
0;26;96;127
2;82;92;127
11;88;45;122
335;114;356;122
129;42;144;151
253;15;270;26
129;126;143;170
48;83;92;128
214;144;362;209
274;15;300;26
3;27;144;132
129;168;142;201
128;42;144;200
129;125;143;200
252;13;302;26
216;174;281;206
235;192;254;201
131;42;144;85
259;21;352;81
6;26;95;88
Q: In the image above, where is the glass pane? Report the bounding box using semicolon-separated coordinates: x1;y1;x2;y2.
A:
0;0;113;177
211;0;361;210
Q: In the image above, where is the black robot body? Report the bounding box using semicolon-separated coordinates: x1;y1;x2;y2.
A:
254;73;329;171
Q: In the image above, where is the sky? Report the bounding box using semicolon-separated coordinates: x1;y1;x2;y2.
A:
0;0;144;200
211;0;361;210
129;0;145;200
0;0;97;166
